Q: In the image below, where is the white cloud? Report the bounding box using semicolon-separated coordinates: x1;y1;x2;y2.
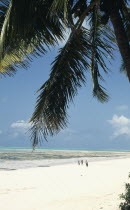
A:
116;105;128;111
108;115;130;126
11;120;30;130
108;115;130;138
10;120;31;137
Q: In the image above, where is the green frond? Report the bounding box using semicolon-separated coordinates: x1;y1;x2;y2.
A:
89;6;115;102
30;27;91;146
0;0;65;76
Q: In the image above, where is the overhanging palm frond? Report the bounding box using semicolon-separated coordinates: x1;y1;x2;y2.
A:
0;0;65;76
30;28;91;147
89;6;115;102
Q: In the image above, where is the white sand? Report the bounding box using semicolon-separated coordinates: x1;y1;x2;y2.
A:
0;158;130;210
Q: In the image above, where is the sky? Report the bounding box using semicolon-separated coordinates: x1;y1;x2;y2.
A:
0;46;130;150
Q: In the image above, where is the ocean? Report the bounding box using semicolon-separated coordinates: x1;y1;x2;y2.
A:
0;147;130;170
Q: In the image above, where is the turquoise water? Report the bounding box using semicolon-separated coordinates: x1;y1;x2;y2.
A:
0;147;130;170
0;147;130;152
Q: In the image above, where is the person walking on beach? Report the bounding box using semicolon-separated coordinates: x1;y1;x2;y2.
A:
85;160;88;167
81;160;83;165
78;160;80;165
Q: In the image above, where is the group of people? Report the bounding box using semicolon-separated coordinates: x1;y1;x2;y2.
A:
78;160;88;167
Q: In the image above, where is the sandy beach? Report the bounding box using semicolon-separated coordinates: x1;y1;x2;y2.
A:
0;158;130;210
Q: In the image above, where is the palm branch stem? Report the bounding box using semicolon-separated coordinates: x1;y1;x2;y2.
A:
0;0;12;59
89;6;109;102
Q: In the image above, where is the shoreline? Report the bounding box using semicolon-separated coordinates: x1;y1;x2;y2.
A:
1;153;130;171
0;155;130;171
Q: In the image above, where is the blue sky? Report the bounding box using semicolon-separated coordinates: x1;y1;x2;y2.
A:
0;47;130;150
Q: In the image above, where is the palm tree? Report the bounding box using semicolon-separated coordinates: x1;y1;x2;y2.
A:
0;0;129;147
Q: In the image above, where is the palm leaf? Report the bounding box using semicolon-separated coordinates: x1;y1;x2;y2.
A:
0;0;65;76
89;6;116;102
30;27;91;147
